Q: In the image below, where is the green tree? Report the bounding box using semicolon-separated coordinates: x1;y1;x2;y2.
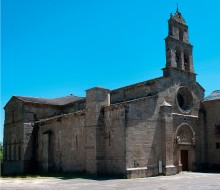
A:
0;141;3;162
0;141;3;176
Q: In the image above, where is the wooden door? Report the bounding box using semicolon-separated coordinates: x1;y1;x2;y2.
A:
181;150;188;171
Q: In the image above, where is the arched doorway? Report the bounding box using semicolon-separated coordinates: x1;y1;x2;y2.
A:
174;124;195;172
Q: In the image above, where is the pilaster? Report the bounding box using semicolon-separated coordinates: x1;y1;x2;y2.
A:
161;101;176;175
85;87;110;174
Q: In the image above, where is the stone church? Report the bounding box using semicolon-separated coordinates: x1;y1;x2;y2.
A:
3;9;220;178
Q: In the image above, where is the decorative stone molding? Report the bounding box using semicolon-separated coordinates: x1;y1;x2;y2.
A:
126;167;148;171
176;123;195;145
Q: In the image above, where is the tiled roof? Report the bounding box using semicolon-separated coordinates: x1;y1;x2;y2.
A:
204;90;220;101
15;95;84;106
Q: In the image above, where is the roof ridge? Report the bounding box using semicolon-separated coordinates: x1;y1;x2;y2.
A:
204;90;220;101
15;94;80;99
13;95;84;106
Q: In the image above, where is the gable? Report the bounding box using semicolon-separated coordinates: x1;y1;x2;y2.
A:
4;96;24;125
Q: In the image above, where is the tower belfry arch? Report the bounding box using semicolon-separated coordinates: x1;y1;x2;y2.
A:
164;8;194;76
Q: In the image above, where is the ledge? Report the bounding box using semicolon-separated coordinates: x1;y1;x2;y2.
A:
172;113;198;118
165;165;175;168
177;142;193;145
126;167;148;171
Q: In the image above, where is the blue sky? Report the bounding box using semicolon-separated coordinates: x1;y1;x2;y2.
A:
1;0;220;142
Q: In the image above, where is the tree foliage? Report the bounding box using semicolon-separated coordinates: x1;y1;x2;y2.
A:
0;141;3;162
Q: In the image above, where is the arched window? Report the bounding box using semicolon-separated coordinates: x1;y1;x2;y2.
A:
179;28;183;41
76;135;78;149
169;24;173;36
184;50;190;71
175;47;181;69
108;132;111;146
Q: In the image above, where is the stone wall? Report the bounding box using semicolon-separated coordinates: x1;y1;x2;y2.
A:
103;104;126;175
110;70;204;112
62;99;86;113
172;114;202;171
110;78;162;104
3;121;25;175
119;73;204;177
202;100;220;167
4;97;23;125
3;98;35;174
85;87;110;174
124;95;162;177
23;104;61;122
4;122;37;175
37;111;86;172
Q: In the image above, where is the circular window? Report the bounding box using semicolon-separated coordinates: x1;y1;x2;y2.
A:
176;87;193;112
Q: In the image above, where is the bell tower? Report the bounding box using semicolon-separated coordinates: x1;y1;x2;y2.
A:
163;8;194;76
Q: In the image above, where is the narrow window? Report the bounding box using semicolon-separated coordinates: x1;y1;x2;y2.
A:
42;140;44;158
13;145;16;160
57;137;60;151
12;111;15;123
59;131;61;150
169;24;172;36
179;28;183;41
19;145;21;160
175;47;181;69
215;124;220;135
216;143;220;149
108;132;111;146
176;54;180;65
76;135;78;149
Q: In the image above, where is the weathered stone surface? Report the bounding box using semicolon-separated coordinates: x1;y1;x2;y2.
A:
3;10;219;177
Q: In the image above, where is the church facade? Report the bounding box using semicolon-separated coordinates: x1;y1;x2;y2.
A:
3;10;220;178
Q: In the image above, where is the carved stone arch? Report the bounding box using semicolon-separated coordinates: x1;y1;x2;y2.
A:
175;123;195;145
174;123;196;172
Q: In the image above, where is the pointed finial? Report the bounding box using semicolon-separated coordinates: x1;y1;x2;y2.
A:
176;3;179;13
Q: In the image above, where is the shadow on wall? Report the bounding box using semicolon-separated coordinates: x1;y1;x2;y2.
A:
23;126;38;174
1;170;128;180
